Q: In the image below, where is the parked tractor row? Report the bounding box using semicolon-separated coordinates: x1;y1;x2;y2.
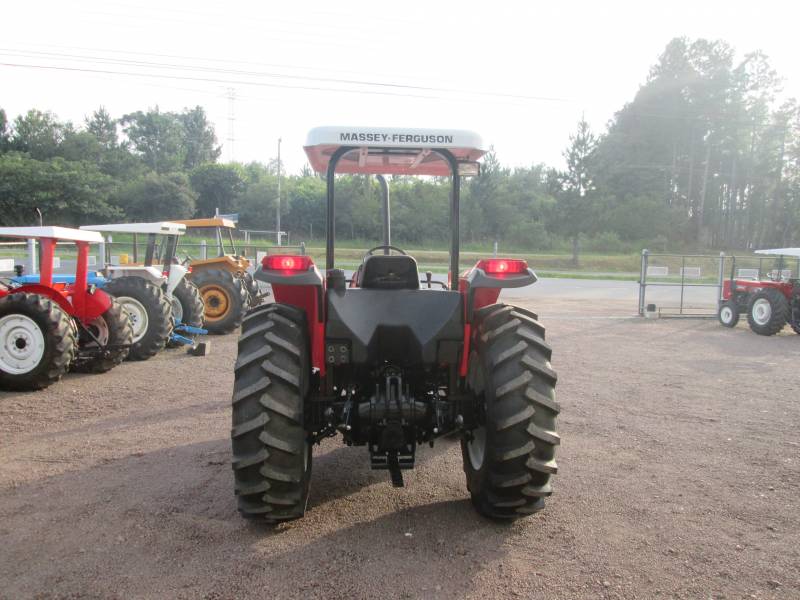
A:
0;218;268;391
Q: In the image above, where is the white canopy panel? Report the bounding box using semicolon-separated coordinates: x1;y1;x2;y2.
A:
304;126;485;176
754;248;800;258
80;222;186;235
0;226;103;243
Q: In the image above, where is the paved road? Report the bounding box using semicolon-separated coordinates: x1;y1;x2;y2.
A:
504;277;720;311
37;261;719;314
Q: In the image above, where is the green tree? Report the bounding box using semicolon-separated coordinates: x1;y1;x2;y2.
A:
179;106;221;170
121;107;185;173
85;107;118;149
553;118;598;265
113;172;196;221
0;152;121;225
10;109;72;160
190;163;245;216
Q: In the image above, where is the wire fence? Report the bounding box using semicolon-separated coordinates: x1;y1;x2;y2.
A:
638;250;800;318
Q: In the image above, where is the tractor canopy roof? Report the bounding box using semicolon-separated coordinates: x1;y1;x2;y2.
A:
304;126;485;176
175;218;237;230
755;247;800;258
0;226;103;243
80;222;186;236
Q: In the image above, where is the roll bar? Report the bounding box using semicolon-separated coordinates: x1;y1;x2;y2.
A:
324;147;461;287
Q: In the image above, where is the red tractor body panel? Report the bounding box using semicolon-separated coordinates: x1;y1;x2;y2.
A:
722;278;794;301
271;282;327;376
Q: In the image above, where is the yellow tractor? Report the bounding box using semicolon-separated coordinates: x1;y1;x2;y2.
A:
175;218;264;334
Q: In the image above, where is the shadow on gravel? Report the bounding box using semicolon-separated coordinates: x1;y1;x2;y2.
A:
305;436;462;510
254;499;513;599
1;436;514;598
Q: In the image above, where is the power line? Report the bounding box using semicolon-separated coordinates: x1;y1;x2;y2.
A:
0;61;573;107
0;48;571;104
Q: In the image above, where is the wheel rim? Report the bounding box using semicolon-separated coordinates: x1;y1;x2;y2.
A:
0;314;46;375
468;426;487;470
83;315;110;348
720;306;734;324
751;298;772;326
202;285;230;321
171;296;183;324
117;297;149;342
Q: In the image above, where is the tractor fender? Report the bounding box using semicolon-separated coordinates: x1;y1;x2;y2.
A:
165;264;188;297
3;283;112;323
2;284;73;316
105;265;166;287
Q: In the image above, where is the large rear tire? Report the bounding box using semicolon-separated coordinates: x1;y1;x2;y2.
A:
746;288;789;336
73;297;133;373
192;269;248;335
104;277;172;360
0;293;76;391
231;303;312;522
461;304;560;519
167;278;205;348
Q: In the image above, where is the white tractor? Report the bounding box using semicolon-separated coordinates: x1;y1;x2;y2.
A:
80;222;204;359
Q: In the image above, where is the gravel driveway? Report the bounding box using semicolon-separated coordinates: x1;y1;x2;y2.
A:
1;296;798;599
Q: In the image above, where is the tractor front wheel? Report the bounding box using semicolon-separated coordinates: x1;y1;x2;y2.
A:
462;303;560;519
192;269;248;334
231;303;312;522
104;277;172;360
746;288;789;336
0;293;76;391
718;300;739;328
167;278;205;348
74;297;133;373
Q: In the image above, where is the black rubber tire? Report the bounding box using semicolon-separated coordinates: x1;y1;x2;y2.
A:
461;303;560;520
717;300;739;328
73;297;133;373
166;278;205;348
243;272;263;308
104;277;172;360
746;288;790;336
0;293;76;391
191;269;248;335
231;303;312;522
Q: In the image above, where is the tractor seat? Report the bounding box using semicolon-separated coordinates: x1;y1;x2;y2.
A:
360;255;420;290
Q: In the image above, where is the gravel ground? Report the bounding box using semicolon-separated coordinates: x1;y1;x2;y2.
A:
0;297;798;600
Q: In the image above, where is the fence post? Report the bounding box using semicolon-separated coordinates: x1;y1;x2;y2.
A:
493;240;498;258
679;256;686;315
26;238;38;274
717;252;725;306
300;242;306;256
638;249;648;316
200;240;208;260
98;237;107;267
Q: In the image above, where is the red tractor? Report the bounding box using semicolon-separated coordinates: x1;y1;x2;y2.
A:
231;127;560;522
0;227;132;391
718;248;800;336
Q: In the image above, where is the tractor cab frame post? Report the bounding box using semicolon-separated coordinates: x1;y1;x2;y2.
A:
376;174;391;253
325;146;461;286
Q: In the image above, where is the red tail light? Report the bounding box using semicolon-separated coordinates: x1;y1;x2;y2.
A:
477;258;528;275
262;254;313;272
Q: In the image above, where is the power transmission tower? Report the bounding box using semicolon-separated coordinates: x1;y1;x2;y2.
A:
226;87;236;162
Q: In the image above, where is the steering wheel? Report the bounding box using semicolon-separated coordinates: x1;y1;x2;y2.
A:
363;245;408;259
181;254;194;266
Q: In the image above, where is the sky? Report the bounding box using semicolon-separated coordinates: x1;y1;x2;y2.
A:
2;0;799;174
